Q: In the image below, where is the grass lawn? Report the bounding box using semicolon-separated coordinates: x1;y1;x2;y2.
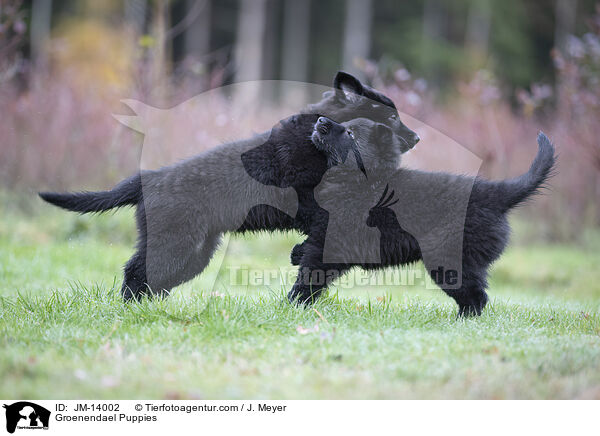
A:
1;194;600;399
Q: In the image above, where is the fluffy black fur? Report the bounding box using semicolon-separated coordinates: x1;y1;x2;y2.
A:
39;175;142;213
289;120;556;316
39;72;416;300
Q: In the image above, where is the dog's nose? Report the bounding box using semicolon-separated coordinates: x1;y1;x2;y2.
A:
407;133;420;148
317;117;331;134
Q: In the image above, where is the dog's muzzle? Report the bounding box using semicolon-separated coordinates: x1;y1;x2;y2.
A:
316;117;332;135
409;132;420;147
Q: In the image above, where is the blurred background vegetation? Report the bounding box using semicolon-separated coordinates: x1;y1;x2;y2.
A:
0;0;599;242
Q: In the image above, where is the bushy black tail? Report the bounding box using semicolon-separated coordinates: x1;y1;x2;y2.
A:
494;132;556;212
39;174;141;213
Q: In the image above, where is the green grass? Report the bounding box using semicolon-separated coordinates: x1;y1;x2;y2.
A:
1;194;600;399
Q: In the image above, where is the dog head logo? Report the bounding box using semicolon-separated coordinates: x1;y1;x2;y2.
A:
3;402;50;433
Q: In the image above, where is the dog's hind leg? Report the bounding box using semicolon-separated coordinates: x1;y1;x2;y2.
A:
455;288;489;317
121;241;182;301
121;249;150;301
121;227;221;302
140;233;221;298
431;267;489;317
121;201;152;301
174;233;222;289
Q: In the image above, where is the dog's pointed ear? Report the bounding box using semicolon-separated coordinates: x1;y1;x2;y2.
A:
334;71;364;100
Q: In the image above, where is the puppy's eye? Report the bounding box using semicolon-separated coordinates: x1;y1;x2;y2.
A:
389;114;398;120
371;104;381;109
347;131;355;139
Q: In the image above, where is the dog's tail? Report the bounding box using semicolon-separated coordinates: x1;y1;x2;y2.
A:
39;174;141;213
492;132;556;212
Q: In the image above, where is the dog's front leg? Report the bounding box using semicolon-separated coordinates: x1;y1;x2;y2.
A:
287;242;349;305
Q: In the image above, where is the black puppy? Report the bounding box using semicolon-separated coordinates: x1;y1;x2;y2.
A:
289;117;556;316
39;72;418;300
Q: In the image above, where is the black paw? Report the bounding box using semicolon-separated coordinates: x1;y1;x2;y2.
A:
457;304;483;317
457;292;488;317
121;287;137;302
287;286;316;306
121;282;153;302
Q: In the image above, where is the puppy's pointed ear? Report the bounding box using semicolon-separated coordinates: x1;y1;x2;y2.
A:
334;71;364;100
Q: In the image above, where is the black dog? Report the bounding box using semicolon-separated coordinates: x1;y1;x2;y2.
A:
289;117;556;316
39;72;419;300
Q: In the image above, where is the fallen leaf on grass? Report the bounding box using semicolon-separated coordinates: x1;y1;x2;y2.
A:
296;323;319;335
312;308;330;325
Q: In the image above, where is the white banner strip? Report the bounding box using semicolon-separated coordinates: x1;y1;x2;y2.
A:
0;400;596;436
